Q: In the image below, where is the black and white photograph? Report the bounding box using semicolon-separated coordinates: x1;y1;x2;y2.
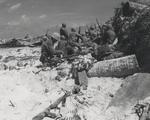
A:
0;0;150;120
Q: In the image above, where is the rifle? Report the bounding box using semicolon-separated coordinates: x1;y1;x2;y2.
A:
32;91;70;120
86;25;90;36
77;26;81;43
96;18;102;33
96;18;105;41
33;54;83;74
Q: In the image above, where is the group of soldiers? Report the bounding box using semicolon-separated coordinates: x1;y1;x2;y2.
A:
33;2;138;120
34;22;122;120
39;22;120;66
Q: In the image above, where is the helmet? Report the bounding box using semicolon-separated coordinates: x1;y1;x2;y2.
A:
90;25;95;30
51;32;60;41
62;23;66;28
42;35;48;41
104;23;113;30
71;28;76;32
85;29;89;33
107;24;113;29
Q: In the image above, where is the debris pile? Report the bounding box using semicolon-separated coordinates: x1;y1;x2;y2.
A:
1;1;150;120
0;48;123;120
112;1;150;71
0;35;43;48
0;47;40;70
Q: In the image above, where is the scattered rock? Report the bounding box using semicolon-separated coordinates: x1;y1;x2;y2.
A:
109;93;114;98
9;66;17;70
44;88;49;93
97;85;101;91
0;55;3;60
0;63;8;70
3;56;16;63
58;71;67;78
16;49;21;52
72;85;80;94
55;76;62;81
110;73;150;108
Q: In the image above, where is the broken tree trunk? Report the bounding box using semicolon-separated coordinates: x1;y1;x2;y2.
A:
32;92;69;120
32;112;57;120
88;55;140;78
140;104;150;120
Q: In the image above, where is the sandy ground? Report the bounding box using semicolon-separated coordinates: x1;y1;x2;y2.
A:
0;47;139;120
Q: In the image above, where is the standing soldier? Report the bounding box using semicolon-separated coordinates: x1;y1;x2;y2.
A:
69;28;83;43
103;24;116;45
60;23;69;41
66;28;83;55
89;25;97;41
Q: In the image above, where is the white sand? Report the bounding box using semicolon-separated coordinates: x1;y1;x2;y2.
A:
0;47;139;120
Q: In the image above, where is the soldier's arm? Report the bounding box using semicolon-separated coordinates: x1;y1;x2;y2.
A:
53;49;64;55
40;44;49;63
76;33;84;41
64;29;69;39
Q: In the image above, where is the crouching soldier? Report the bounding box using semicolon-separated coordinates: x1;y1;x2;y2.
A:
66;28;83;56
103;24;116;45
39;33;64;66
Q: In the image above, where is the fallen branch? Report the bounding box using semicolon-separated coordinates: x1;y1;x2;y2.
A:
9;100;15;107
32;92;70;120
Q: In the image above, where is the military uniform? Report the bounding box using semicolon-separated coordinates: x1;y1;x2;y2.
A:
64;28;82;56
103;25;116;44
39;34;63;64
60;23;69;41
89;26;97;40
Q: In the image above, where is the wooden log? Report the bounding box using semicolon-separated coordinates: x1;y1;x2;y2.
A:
32;93;70;120
32;112;57;120
88;55;140;78
140;105;150;120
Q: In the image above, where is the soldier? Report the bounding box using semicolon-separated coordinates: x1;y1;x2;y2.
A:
103;24;116;45
69;28;82;42
60;23;69;41
121;2;135;17
64;28;83;55
89;25;97;40
39;33;63;65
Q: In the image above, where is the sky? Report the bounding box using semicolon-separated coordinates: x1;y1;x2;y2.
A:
0;0;126;39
